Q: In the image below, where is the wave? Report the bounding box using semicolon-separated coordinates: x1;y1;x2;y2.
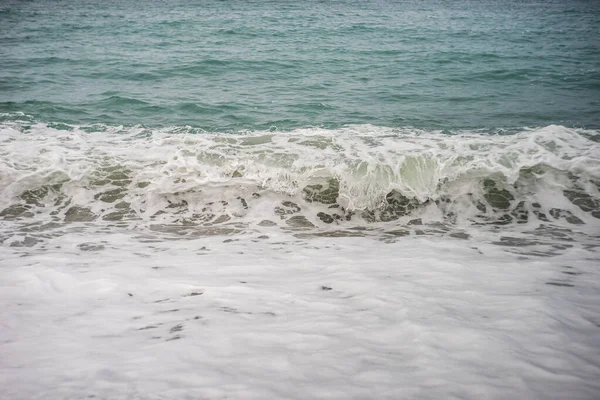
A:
0;120;599;234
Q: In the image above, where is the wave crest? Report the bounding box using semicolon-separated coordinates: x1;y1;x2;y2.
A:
1;122;599;232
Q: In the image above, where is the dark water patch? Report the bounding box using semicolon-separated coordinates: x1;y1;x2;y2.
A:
512;250;561;258
183;292;203;297
294;230;366;239
9;236;41;247
77;243;105;251
549;209;585;225
0;204;34;220
537;225;575;241
551;243;574;251
317;212;335;224
511;201;529;224
17;222;63;233
483;179;514;210
94;188;127;203
286;216;315;228
149;224;242;237
361;191;421;223
20;184;64;206
46;122;73;131
546;282;575;288
382;191;421;221
303;179;339;205
275;201;301;216
532;202;550;222
64;206;97;222
258;220;277;227
493;236;540;247
384;229;410;237
101;209;136;221
561;271;580;276
563;190;600;218
583;133;600;143
137;325;161;331
530;226;576;242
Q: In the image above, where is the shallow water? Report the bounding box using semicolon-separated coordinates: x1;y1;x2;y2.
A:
2;231;600;399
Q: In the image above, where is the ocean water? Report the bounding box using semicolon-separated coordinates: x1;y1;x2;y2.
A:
1;1;600;399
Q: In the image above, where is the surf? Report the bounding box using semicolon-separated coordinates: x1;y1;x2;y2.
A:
1;120;598;237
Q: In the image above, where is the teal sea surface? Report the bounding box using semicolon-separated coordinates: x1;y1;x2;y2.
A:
1;0;599;131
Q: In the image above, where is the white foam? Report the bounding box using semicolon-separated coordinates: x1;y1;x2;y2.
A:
1;230;599;399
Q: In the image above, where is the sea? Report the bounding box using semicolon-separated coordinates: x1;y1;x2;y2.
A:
1;0;600;399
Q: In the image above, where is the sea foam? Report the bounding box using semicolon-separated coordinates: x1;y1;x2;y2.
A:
1;122;599;238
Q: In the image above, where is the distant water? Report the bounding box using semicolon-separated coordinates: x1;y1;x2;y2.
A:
1;0;599;130
1;1;600;399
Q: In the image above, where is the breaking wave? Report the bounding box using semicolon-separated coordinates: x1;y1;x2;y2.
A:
1;119;599;236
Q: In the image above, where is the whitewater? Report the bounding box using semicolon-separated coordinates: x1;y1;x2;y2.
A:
1;119;600;399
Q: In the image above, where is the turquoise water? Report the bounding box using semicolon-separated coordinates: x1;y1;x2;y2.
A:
1;0;599;131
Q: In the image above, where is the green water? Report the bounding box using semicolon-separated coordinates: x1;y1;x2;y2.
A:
1;0;599;131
